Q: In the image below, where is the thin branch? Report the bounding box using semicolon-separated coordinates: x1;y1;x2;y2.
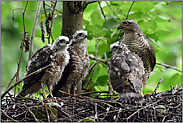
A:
14;1;28;97
152;79;162;94
29;1;42;60
43;1;48;20
87;37;106;46
48;1;57;43
156;62;182;72
89;54;108;63
98;1;106;20
105;1;121;21
126;1;135;19
84;61;99;92
44;2;62;13
1;64;51;99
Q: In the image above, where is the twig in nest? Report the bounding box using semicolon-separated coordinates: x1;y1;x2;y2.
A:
152;79;162;94
126;1;135;19
23;104;40;122
1;64;51;99
95;103;98;122
156;62;182;72
1;109;19;122
76;91;110;96
124;98;164;121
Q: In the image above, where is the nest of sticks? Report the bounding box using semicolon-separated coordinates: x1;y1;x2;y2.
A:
1;84;182;122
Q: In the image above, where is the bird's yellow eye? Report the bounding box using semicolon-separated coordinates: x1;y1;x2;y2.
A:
123;22;128;26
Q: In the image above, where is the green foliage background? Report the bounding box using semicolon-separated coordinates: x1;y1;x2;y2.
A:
1;1;182;97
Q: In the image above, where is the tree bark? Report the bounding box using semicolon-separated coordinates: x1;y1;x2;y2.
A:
61;1;88;94
61;1;87;39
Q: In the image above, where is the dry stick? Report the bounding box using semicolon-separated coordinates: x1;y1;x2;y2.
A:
14;1;29;97
48;1;57;44
105;1;121;21
84;61;99;93
156;62;182;72
23;104;40;122
126;1;135;19
152;79;162;95
1;109;19;122
125;98;164;121
98;1;106;20
115;108;122;122
1;64;51;99
94;103;98;122
76;91;109;96
29;1;42;60
45;105;50;122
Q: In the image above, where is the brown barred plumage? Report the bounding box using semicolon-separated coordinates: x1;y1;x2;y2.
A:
117;19;156;87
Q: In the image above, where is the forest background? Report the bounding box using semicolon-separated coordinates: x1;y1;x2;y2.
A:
1;1;182;97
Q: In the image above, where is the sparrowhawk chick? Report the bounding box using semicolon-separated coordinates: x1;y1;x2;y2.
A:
51;30;90;97
17;36;70;98
107;41;145;101
117;19;156;87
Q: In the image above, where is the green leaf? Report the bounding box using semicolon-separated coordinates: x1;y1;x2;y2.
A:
91;11;104;26
95;75;109;86
167;73;182;86
103;18;119;30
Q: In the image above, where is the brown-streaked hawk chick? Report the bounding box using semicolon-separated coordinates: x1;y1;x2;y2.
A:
107;41;145;101
51;30;90;96
117;19;156;87
16;36;70;98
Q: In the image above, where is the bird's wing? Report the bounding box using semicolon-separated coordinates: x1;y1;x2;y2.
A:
17;45;53;97
145;37;156;71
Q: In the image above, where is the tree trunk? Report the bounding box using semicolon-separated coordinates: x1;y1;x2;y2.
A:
61;1;88;94
61;1;87;39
